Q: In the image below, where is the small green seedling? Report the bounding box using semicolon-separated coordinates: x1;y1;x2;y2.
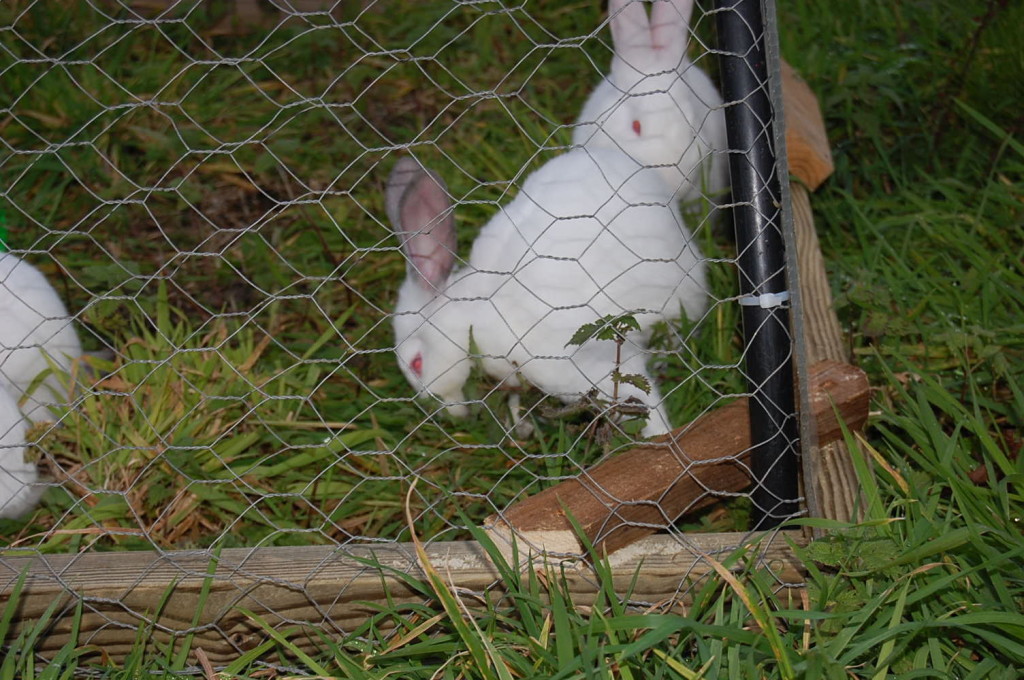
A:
553;313;653;443
566;312;652;400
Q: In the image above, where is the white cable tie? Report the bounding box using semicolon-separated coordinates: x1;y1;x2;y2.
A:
738;290;791;309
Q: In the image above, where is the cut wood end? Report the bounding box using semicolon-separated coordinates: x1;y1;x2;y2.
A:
781;59;834;191
483;516;583;569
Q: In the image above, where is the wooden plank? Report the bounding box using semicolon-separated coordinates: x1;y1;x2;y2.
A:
780;60;834;191
0;531;804;665
485;360;868;557
792;183;862;523
780;58;863;523
792;189;846;363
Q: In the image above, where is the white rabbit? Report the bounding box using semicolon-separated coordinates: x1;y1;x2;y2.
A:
0;385;41;519
0;252;83;424
573;0;728;208
386;148;708;437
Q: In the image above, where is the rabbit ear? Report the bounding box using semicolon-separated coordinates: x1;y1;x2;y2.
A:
608;0;654;57
608;0;691;67
385;157;457;291
650;0;693;57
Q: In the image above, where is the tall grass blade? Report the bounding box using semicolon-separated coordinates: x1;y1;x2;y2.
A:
403;481;497;680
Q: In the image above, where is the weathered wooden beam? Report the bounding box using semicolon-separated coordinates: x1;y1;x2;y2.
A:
0;531;804;665
485;360;868;557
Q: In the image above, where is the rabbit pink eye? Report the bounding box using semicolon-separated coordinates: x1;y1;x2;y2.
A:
410;353;423;377
631;119;642;136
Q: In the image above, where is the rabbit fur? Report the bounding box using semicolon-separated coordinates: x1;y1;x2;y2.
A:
572;0;728;208
0;385;41;519
0;252;83;424
386;148;708;437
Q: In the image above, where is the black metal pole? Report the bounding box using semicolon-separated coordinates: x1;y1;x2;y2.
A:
715;0;800;529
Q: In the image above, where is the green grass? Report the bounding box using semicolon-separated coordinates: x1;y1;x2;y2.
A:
1;0;1023;675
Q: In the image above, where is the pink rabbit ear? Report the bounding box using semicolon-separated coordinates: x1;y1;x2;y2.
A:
650;0;693;57
385;157;457;291
608;0;655;57
609;0;691;68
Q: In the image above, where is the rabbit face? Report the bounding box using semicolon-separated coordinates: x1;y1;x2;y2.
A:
392;284;472;417
590;68;711;195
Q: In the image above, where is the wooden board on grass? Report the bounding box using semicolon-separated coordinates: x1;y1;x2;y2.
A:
0;530;803;665
485;360;868;558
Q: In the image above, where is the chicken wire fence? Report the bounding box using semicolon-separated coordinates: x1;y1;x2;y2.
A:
0;0;802;661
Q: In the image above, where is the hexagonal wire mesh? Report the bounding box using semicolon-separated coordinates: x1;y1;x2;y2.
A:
0;0;805;662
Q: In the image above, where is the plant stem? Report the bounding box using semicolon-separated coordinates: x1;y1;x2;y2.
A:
613;336;622;402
